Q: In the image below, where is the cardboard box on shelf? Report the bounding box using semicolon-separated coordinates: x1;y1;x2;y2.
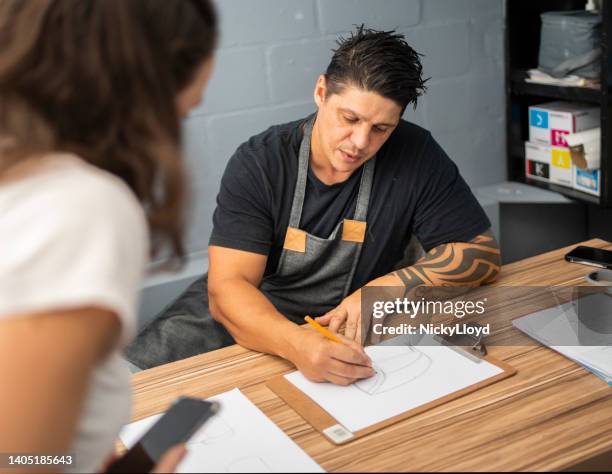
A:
566;127;601;170
529;101;600;146
525;141;573;187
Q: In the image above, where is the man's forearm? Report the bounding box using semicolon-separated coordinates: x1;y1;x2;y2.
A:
208;279;300;359
368;230;501;290
315;231;502;341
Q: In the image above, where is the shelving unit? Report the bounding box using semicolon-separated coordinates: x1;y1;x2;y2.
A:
506;0;611;207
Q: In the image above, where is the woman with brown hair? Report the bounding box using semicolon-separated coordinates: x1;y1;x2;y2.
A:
0;0;217;472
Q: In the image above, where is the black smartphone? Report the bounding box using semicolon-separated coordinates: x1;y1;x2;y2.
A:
107;397;219;473
565;245;612;270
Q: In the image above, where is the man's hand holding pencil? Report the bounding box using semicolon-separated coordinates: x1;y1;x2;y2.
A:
282;315;375;386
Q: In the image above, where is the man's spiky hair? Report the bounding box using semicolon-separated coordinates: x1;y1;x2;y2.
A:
325;25;428;112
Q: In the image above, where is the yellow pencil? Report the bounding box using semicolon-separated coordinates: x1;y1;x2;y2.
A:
304;315;343;343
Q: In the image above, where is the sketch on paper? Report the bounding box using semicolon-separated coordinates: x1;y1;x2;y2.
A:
119;389;324;473
354;345;432;395
187;415;234;446
285;339;505;433
225;456;272;473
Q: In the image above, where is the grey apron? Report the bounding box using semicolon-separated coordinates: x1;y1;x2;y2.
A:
125;116;375;369
260;116;376;323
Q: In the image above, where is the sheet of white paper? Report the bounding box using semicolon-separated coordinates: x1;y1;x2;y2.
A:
119;388;324;473
285;340;504;433
513;294;612;379
513;302;580;345
579;346;612;374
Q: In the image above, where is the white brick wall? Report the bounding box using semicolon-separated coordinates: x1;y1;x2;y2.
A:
180;0;506;260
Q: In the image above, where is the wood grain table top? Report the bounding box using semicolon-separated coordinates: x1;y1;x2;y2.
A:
128;239;612;471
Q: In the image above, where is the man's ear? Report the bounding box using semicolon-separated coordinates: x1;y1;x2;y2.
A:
313;75;327;108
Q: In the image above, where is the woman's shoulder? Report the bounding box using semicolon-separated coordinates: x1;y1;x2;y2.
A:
0;153;149;332
1;153;147;235
45;154;144;216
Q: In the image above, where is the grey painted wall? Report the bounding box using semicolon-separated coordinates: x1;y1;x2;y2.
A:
178;0;506;262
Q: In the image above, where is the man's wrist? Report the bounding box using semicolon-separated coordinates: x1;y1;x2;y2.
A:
276;323;304;363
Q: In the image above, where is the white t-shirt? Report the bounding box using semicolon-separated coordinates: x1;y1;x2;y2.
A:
0;153;149;472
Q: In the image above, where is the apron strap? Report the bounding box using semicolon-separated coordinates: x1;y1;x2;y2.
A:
353;155;376;222
287;115;315;229
340;156;376;244
340;150;376;297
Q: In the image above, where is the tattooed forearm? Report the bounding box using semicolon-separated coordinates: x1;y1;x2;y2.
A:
393;230;501;289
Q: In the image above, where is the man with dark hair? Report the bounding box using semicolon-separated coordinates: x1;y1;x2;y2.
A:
127;27;501;384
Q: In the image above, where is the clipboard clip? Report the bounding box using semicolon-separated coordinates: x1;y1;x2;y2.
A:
433;322;488;362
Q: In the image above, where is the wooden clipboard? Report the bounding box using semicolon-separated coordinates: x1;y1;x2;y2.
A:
267;347;516;445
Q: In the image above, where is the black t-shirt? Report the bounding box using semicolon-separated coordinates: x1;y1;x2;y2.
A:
209;117;490;293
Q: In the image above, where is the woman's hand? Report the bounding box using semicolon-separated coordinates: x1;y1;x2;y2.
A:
102;444;186;473
152;445;187;473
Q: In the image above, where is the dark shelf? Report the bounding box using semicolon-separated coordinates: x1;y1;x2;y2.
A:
506;0;610;207
523;178;601;205
510;70;602;104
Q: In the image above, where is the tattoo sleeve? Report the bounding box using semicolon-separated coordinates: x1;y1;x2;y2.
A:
393;230;501;290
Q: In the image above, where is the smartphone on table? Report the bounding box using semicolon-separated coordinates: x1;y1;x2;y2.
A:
564;245;612;270
107;397;219;473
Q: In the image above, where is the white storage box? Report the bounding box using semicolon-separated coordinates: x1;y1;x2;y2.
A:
529;101;600;146
525;141;551;182
574;167;600;196
525;141;573;186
